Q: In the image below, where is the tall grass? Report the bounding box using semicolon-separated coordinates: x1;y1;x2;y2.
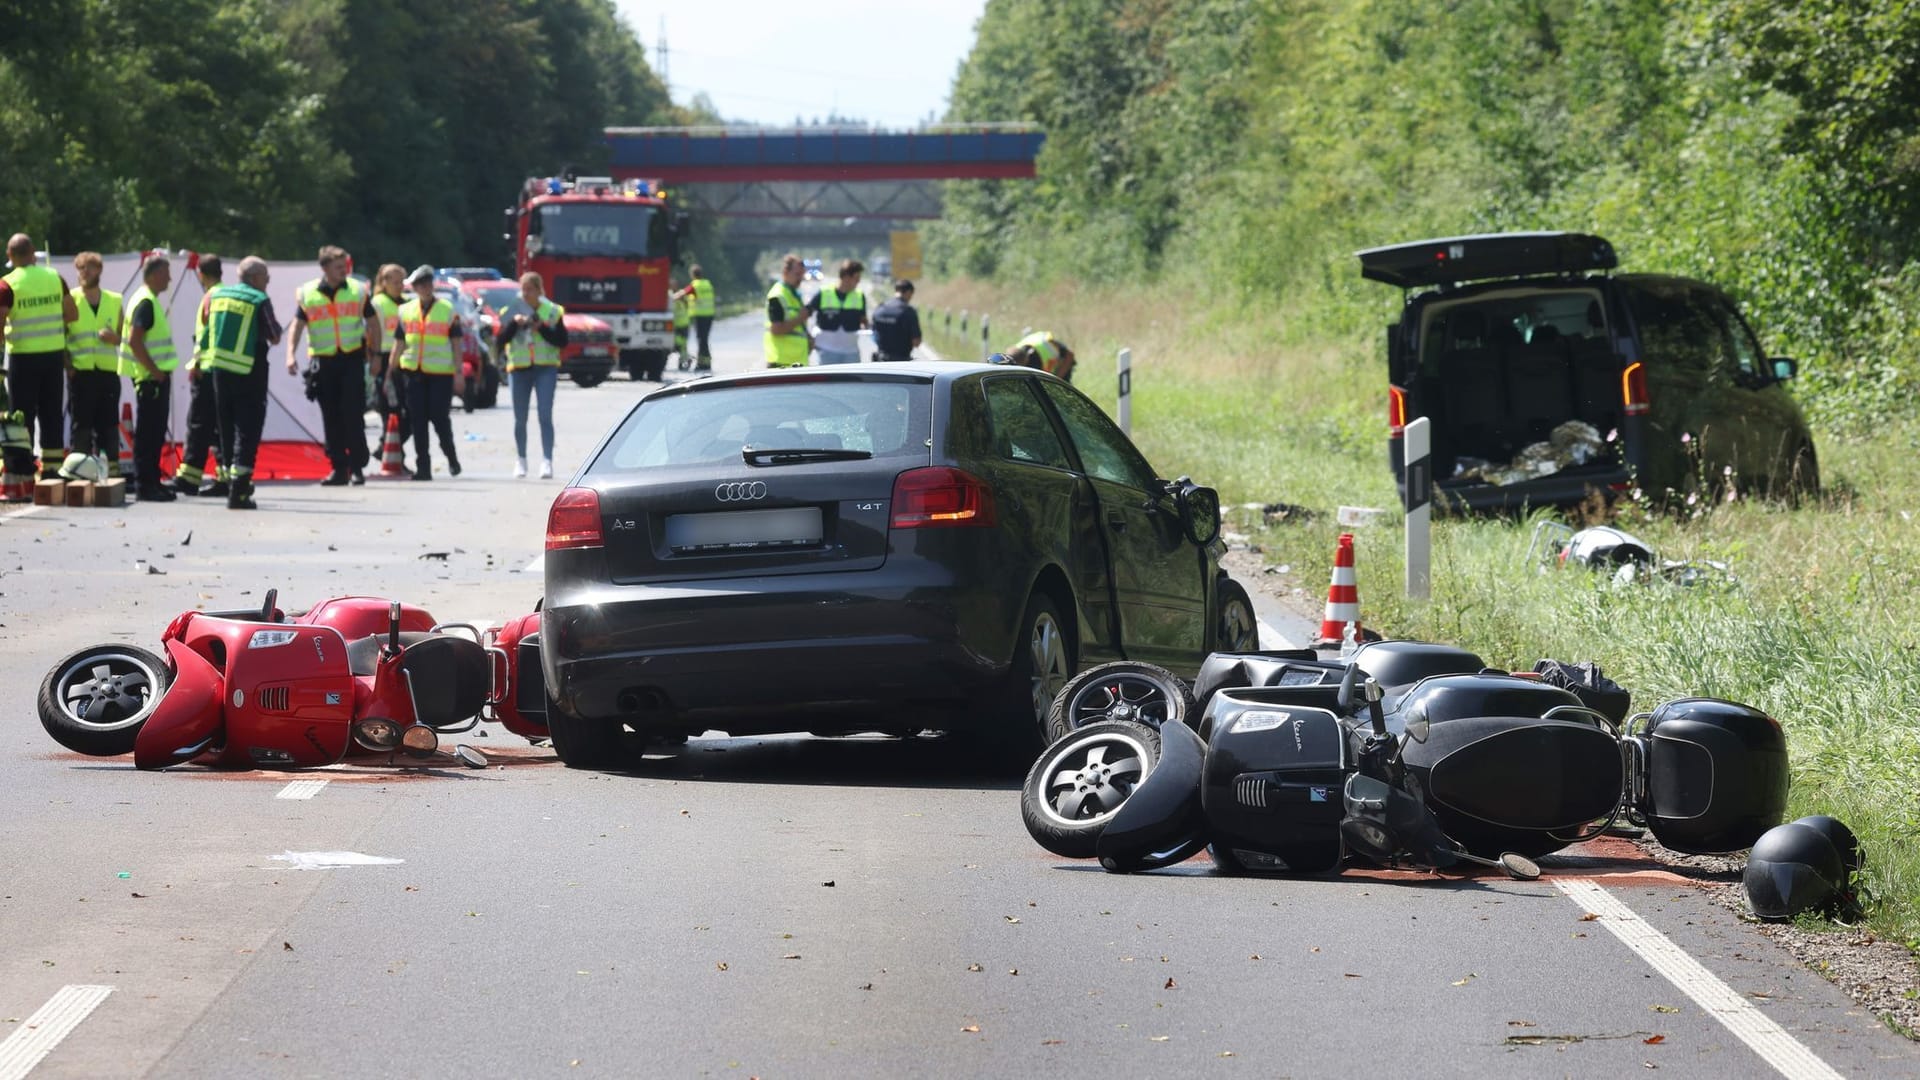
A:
924;280;1920;946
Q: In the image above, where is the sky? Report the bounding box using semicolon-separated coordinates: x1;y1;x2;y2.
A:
612;1;989;128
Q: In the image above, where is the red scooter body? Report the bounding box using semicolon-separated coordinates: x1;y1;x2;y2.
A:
485;612;550;741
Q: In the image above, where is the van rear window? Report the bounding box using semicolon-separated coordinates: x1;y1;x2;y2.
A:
1420;290;1607;369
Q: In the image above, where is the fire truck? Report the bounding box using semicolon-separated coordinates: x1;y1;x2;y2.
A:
506;175;685;381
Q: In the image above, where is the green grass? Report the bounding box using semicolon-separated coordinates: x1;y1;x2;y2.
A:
924;279;1920;947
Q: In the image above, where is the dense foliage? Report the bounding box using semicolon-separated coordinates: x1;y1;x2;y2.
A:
0;0;679;266
933;0;1920;436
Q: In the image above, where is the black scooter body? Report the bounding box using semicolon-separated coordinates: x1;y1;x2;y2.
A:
1400;714;1625;857
1200;690;1350;873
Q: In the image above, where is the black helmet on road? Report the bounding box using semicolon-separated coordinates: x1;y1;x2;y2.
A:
1743;816;1859;920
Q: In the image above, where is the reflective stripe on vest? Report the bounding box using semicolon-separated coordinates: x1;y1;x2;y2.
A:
398;298;456;374
297;277;367;355
67;288;124;372
202;284;269;374
690;278;715;316
506;298;565;371
3;265;68;355
763;282;809;367
116;286;179;380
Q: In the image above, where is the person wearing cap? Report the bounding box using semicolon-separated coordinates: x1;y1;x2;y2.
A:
65;252;124;471
387;265;462;480
764;253;811;368
288;245;380;486
806;259;868;365
2;233;78;498
202;256;283;510
672;264;716;370
494;271;568;479
869;279;920;362
173;255;231;496
1007;330;1077;383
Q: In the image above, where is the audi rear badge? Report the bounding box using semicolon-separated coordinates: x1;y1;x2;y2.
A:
716;481;768;502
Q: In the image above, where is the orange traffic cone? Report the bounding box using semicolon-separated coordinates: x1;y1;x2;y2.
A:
1313;532;1363;649
116;403;135;480
378;413;406;476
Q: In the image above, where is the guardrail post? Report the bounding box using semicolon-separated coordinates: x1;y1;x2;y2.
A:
1404;416;1431;600
982;314;991;360
1116;347;1132;435
959;309;968;335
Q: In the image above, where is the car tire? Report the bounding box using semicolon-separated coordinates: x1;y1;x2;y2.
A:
1020;720;1162;858
546;705;628;770
39;644;173;756
1044;661;1195;746
1214;578;1258;653
985;591;1075;759
570;371;609;389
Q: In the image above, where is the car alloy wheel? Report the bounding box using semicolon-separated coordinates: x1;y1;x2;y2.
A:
1028;610;1070;721
1216;579;1258;653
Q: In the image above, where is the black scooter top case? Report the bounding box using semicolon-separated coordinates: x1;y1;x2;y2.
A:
1639;697;1788;854
1095;720;1209;872
1198;688;1351;873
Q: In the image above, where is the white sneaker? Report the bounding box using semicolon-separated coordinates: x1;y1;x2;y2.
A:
538;459;554;479
512;458;527;479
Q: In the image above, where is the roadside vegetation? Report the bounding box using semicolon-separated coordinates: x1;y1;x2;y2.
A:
927;1;1920;948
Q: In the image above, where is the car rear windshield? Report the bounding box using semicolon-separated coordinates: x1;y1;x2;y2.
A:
590;379;933;473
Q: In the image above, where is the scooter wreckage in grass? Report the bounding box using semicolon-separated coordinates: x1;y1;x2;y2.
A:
38;591;550;771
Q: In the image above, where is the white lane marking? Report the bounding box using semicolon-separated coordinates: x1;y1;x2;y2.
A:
1556;879;1845;1080
520;556;542;574
274;778;329;800
0;984;115;1080
1256;618;1281;651
2;505;45;522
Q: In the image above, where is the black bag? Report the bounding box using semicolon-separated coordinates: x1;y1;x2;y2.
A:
1533;658;1631;725
302;365;321;402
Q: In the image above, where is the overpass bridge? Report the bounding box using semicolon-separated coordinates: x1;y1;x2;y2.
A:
603;124;1043;249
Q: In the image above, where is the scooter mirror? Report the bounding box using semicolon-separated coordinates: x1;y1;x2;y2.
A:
1499;852;1542;881
453;745;489;769
1404;711;1430;744
1336;663;1359;714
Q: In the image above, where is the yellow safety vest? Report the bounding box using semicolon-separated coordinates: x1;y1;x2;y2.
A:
764;282;809;368
116;285;179;380
398;297;456;375
3;264;68;356
297;277;368;356
1014;331;1059;365
506;298;565;371
191;291;212;370
689;278;715;316
372;292;403;340
67;287;124;373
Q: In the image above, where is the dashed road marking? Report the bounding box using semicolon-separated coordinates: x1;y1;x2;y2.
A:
1556;878;1844;1080
274;778;329;800
0;984;114;1080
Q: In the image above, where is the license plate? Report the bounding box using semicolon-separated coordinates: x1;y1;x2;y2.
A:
664;507;823;552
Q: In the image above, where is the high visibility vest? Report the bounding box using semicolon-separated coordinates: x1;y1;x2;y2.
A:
202;283;270;374
296;277;368;356
398;297;456;375
1013;331;1059;366
372;292;403;340
3;264;68;356
689;278;715;316
763;282;809;368
815;286;866;331
117;285;179;380
191;291;213;370
505;298;565;371
67;287;123;373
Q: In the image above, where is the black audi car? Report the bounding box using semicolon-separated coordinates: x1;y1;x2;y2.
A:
538;361;1257;768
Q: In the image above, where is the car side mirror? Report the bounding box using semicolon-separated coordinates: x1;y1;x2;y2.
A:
1172;480;1221;547
1771;357;1798;381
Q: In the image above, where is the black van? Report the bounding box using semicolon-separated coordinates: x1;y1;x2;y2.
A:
1358;232;1818;511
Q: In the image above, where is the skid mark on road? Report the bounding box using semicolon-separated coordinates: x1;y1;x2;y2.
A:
1557;878;1845;1080
274;778;329;800
0;984;114;1080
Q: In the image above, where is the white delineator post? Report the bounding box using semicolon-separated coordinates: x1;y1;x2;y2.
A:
1404;416;1431;599
1116;347;1132;435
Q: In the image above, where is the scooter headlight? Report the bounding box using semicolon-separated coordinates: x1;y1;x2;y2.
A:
400;724;439;759
353;718;402;750
249;629;299;649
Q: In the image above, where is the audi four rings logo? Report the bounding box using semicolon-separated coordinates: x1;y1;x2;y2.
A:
715;481;769;502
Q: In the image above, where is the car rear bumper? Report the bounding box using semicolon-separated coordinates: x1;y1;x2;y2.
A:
1401;467;1632;512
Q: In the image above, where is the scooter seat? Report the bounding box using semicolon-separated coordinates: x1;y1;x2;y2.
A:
345;632;441;677
397;635;489;729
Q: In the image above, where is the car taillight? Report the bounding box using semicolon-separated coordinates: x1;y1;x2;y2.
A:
1388;384;1408;438
890;467;997;529
546;487;604;550
1621;361;1649;416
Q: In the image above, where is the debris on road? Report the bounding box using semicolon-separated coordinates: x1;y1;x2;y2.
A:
269;851;405;870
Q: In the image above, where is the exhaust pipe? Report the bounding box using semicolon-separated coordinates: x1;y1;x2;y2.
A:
615;687;669;715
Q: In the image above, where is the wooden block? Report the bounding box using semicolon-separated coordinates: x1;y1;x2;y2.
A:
64;481;92;507
89;478;126;508
32;479;65;506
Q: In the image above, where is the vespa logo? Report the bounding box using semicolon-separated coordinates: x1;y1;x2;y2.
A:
715;481;768;503
1292;718;1305;753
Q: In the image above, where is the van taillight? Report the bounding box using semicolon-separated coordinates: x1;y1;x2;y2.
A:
1388;384;1408;438
890;467;997;528
546;487;604;550
1621;361;1649;416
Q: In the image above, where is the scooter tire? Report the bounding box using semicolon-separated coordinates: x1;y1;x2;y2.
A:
1021;720;1162;859
39;644;174;756
1045;661;1195;745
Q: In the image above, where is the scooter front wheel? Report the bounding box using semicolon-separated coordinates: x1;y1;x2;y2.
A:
1021;721;1161;859
39;644;174;756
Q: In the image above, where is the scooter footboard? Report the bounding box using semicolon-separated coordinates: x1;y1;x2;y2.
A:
1636;698;1788;854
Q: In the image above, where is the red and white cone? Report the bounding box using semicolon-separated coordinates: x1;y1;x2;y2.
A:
378;413;407;476
117;403;135;480
1313;532;1363;649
